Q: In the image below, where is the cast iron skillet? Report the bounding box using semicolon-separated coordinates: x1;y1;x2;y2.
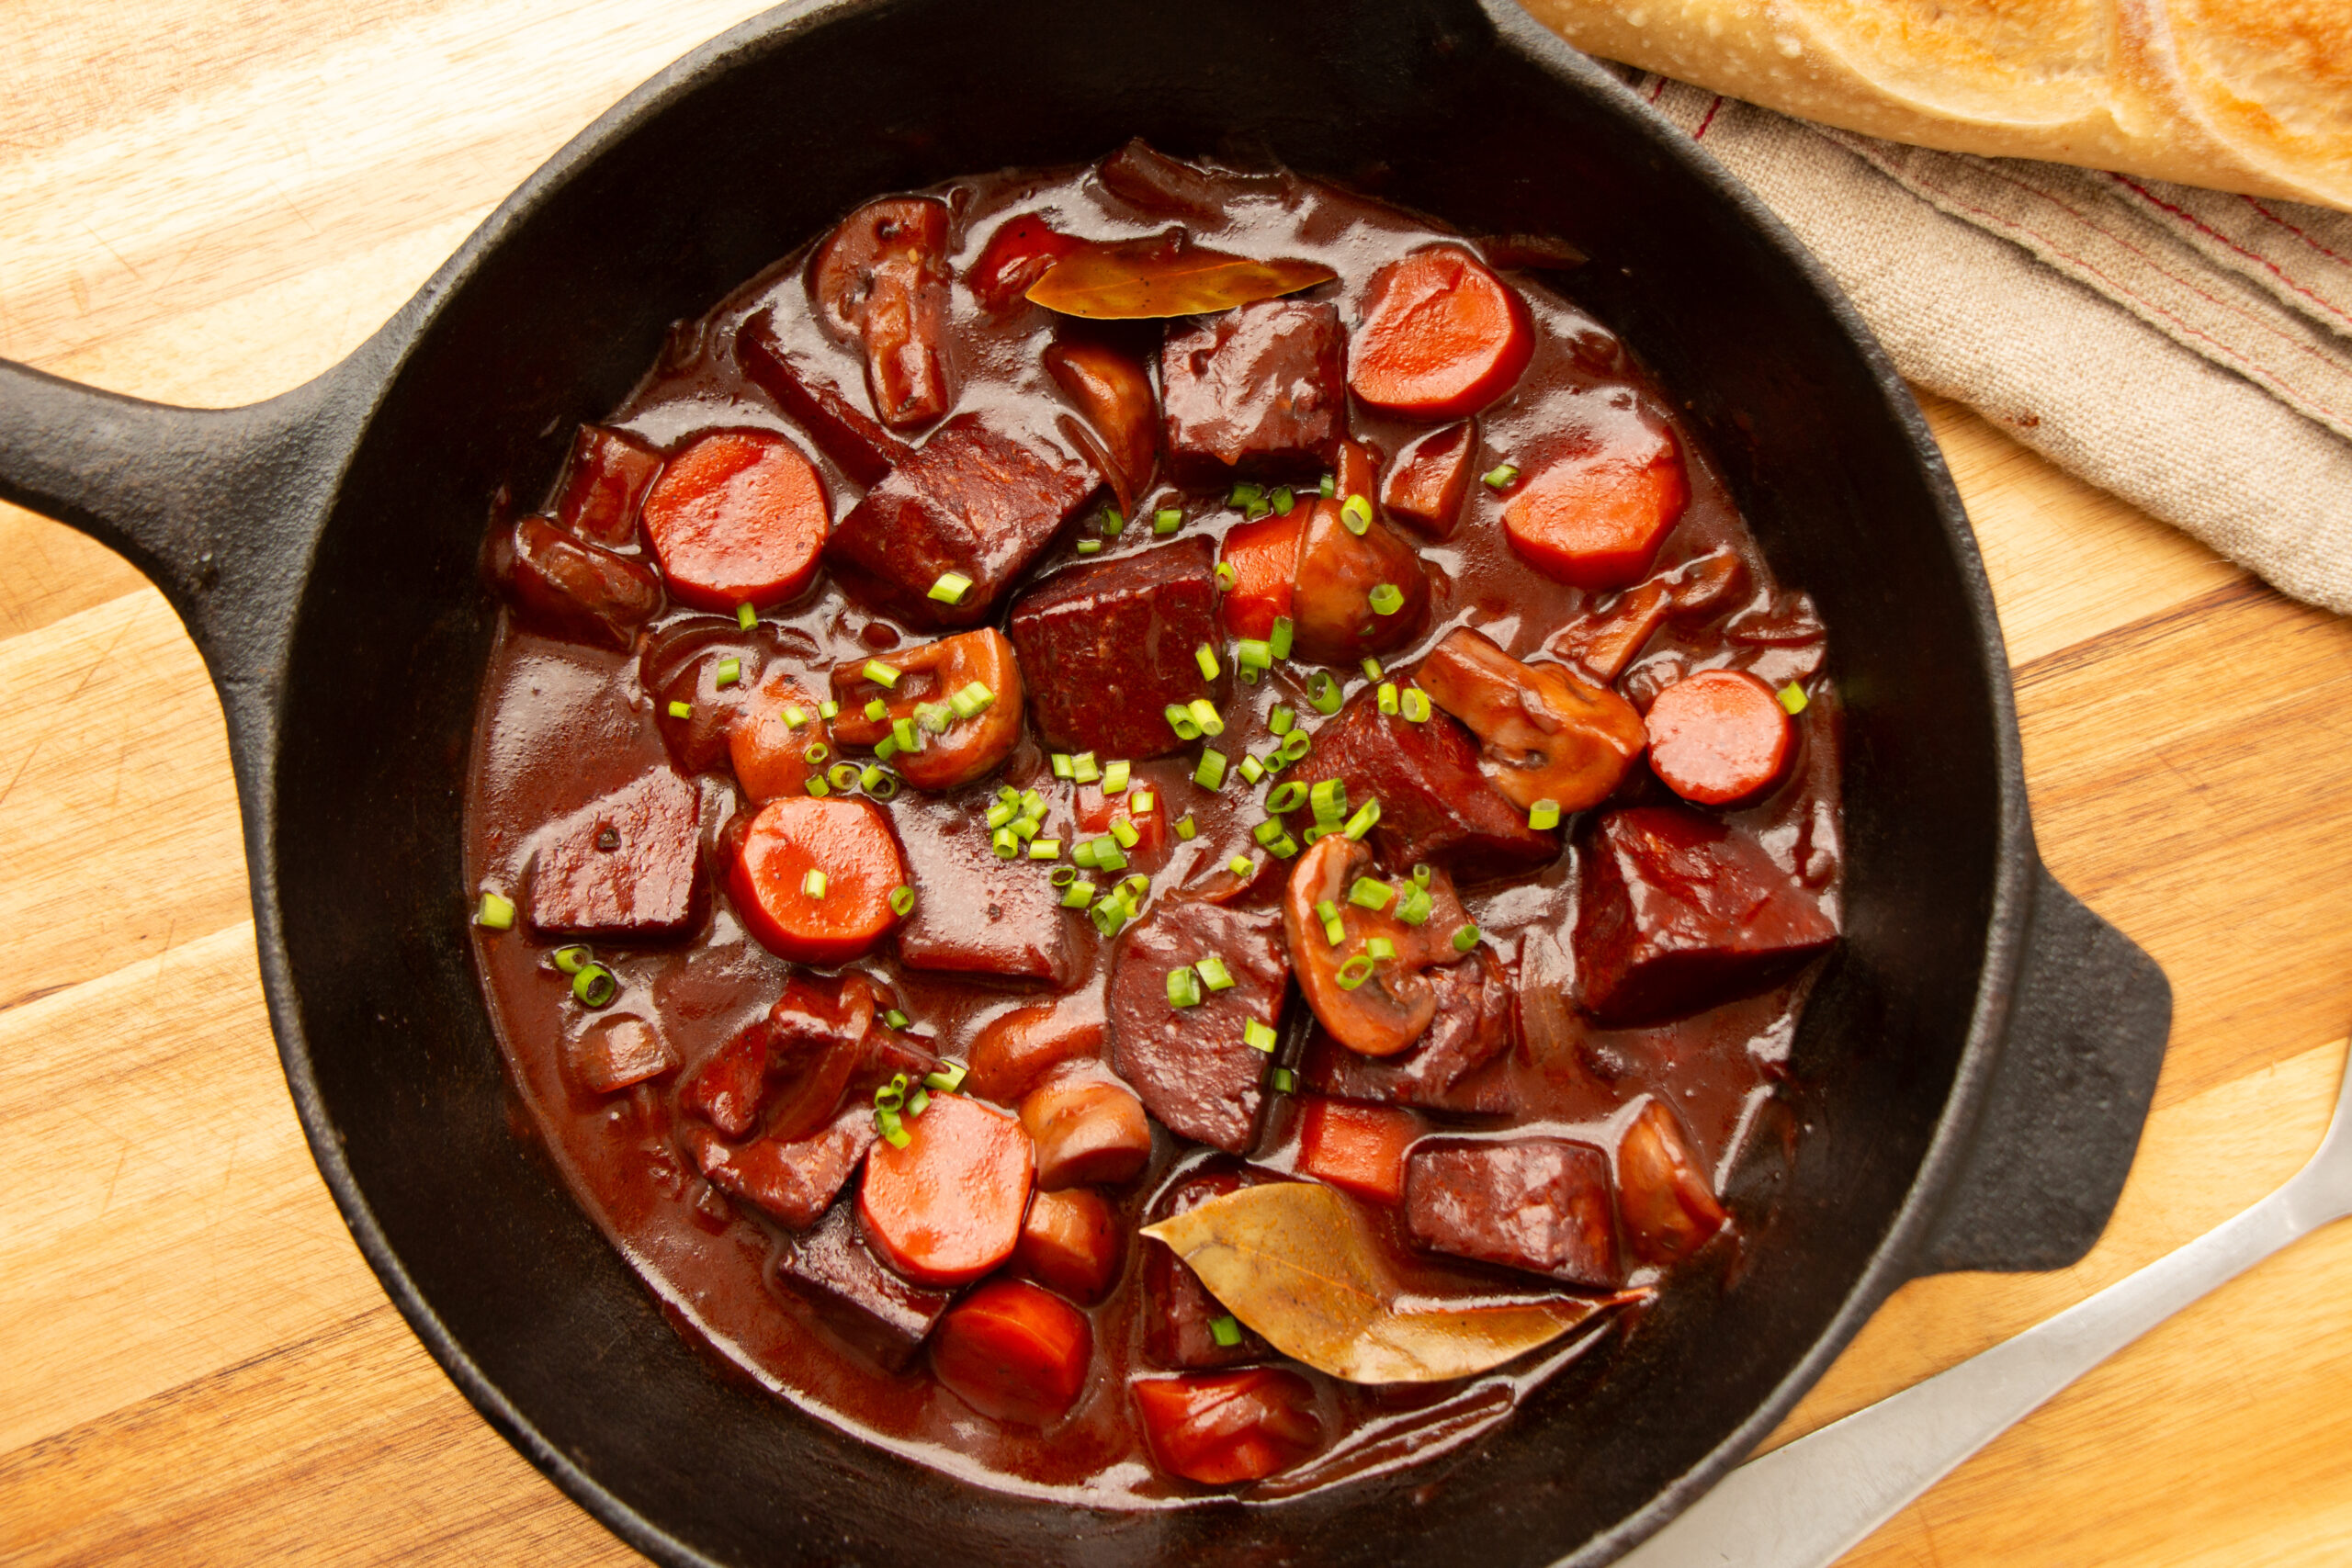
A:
0;0;2171;1562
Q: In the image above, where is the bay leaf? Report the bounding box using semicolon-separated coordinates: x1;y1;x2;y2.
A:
1026;240;1336;319
1141;1182;1634;1382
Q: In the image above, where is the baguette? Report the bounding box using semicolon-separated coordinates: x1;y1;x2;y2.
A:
1520;0;2352;212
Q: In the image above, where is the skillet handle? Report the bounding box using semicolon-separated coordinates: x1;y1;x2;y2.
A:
1910;863;2173;1276
0;357;353;690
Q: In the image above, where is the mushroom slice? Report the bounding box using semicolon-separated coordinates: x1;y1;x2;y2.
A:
1415;626;1645;813
1282;834;1472;1057
829;627;1025;791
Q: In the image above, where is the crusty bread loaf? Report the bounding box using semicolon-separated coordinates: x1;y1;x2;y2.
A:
1520;0;2352;212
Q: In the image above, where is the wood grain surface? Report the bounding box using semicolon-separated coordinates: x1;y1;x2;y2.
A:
2;4;2347;1563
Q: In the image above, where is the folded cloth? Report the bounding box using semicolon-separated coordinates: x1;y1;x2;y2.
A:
1623;72;2352;618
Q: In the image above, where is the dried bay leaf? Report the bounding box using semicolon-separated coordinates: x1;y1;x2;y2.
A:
1141;1182;1636;1382
1026;238;1336;319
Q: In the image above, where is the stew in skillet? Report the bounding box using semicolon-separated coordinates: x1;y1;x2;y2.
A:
466;141;1841;1502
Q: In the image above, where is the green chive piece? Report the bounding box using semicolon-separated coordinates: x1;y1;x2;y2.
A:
803;741;830;764
878;1110;910;1150
1319;471;1337;498
1412;863;1433;888
667;699;692;720
992;827;1020;860
906;1085;931;1118
1209;1314;1243;1348
1340;494;1373;535
1073;838;1100;870
828;761;862;791
927;571;973;604
1779;681;1811;715
1049;864;1078;888
1396;885;1434;927
889;885;916;917
1052;752;1075;780
1311;780;1348;824
866;770;902;800
1264;781;1308;815
783;705;809;730
950;681;995;719
1022;788;1048;819
1176;814;1198;840
1308;671;1344;715
1348;876;1396;912
1229;855;1255;877
1103;760;1132;795
1481;462;1520;490
1272;1066;1297;1092
1344;799;1383;840
1236;638;1273;672
865;697;888;722
1368;582;1405;616
803;870;829;898
1062;878;1098;909
1029;837;1062;861
1452;922;1482;953
1366;936;1397;962
1131;788;1156;815
1272;486;1295;515
1377;681;1399;716
915;700;954;735
1195;749;1229;789
1012;816;1041;842
736;603;757;630
1091;897;1131;939
552;944;593;975
891;717;920;752
1072;751;1102;784
1216;560;1237;587
1154;506;1184;535
803;774;831;796
1238;754;1266;784
1076;537;1102;555
1166;704;1203;741
924;1061;967;1093
572;964;618;1008
1265;832;1299;858
1195;641;1221;681
1168;967;1204;1008
1251;818;1288;849
1268;705;1296;737
1270;615;1295;660
1228;481;1266;508
1278;728;1312;762
874;734;899;761
1094;842;1129;873
1362;657;1384;682
474;892;514;931
715;657;741;689
1121;873;1152;903
885;1008;911;1031
1336;954;1376;991
863;660;901;689
1101;505;1125;537
1316;898;1344;942
819;700;840;720
1529;798;1563;831
1400;686;1431;723
1111;817;1141;850
1245;1019;1279;1054
1197;955;1235;991
1186;698;1225;737
986;799;1017;829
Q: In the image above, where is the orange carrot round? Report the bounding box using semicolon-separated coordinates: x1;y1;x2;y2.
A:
1347;246;1532;419
1296;1098;1419;1206
930;1278;1093;1425
641;430;830;611
729;795;906;964
1016;1188;1123;1303
1217;510;1304;639
1131;1369;1323;1484
1644;669;1792;806
1501;428;1689;590
858;1091;1035;1287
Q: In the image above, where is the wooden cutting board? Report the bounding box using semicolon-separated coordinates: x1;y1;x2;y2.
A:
2;4;2347;1562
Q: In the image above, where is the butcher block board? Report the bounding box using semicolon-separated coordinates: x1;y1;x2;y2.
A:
2;4;2348;1563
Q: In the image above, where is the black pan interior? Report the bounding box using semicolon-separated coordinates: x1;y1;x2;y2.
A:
267;0;2004;1562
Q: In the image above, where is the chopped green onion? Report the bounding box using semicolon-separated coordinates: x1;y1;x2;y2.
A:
803;774;831;796
1012;814;1043;842
1366;936;1396;962
886;1009;912;1031
667;700;692;720
1319;471;1337;498
1277;728;1313;762
552;944;593;975
992;827;1020;860
1238;754;1266;784
828;761;862;791
1209;1314;1243;1348
893;717;922;753
874;733;899;761
1072;751;1102;784
876;1108;910;1149
572;964;617;1008
1196;955;1235;991
1061;878;1098;909
1131;788;1156;815
1452;922;1482;953
1176;814;1198;840
1051;752;1075;780
803;741;830;764
1216;560;1236;587
1340;494;1373;535
1335;954;1376;991
1023;788;1048;819
1229;855;1255;877
1072;838;1100;870
1529;798;1563;831
927;571;972;604
1362;657;1384;682
1101;505;1125;537
1307;671;1343;715
915;701;954;735
1195;749;1228;789
1311;779;1349;824
1344;799;1383;840
474;891;515;931
1396;884;1434;927
819;700;839;720
715;657;741;689
1236;639;1273;674
1263;831;1299;858
1168;967;1204;1008
1412;863;1433;888
999;784;1022;806
1779;681;1811;715
1399;686;1431;723
1264;781;1308;815
1049;864;1079;887
1245;1019;1279;1054
802;870;829;898
865;697;888;722
1301;821;1335;845
1272;486;1295;515
736;603;757;630
1195;642;1221;681
1103;760;1132;795
1091;897;1132;938
1348;876;1396;911
889;885;916;917
1481;462;1520;490
1076;537;1102;555
1094;842;1129;873
1166;705;1202;740
1377;681;1399;716
1272;1066;1297;1092
987;799;1017;829
906;1086;931;1118
1121;873;1152;903
866;770;901;801
1186;698;1225;737
1229;481;1266;508
924;1062;967;1093
1270;615;1295;660
1268;705;1296;737
1029;837;1062;861
863;660;901;689
1111;817;1141;850
1154;506;1184;535
950;682;996;719
1368;583;1405;616
783;705;809;729
1251;818;1289;849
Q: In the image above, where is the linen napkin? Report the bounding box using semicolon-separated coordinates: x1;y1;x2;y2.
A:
1621;72;2352;618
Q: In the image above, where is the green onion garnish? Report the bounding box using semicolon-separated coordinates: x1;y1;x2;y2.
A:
886;1008;911;1031
1176;814;1198;840
1091;897;1131;938
1076;538;1102;555
1012;817;1041;842
1396;884;1433;927
876;1108;910;1149
475;892;515;931
1073;838;1100;870
863;660;901;689
927;571;972;604
1264;831;1298;858
1348;876;1396;911
803;741;830;764
552;944;592;974
1209;1315;1243;1348
828;761;862;791
572;964;618;1008
1195;749;1228;790
1344;799;1383;840
1362;657;1384;682
1229;855;1255;877
950;681;995;719
924;1062;967;1093
1377;682;1399;716
1072;751;1102;784
1029;838;1062;860
1216;560;1236;587
1154;507;1183;536
1264;781;1307;815
865;697;888;722
1238;754;1266;784
1103;760;1131;794
1335;954;1376;991
1061;878;1098;909
1310;779;1348;824
1245;1019;1278;1054
1277;728;1312;762
892;717;921;753
1197;955;1235;991
1452;922;1482;953
804;774;831;796
784;705;809;729
736;603;757;630
1023;788;1048;819
1366;936;1396;962
1307;671;1343;715
1251;818;1289;849
1121;873;1152;903
1779;682;1810;715
1481;463;1520;490
1340;494;1373;535
866;770;901;801
1168;967;1204;1008
1229;481;1266;508
1166;705;1203;740
1368;583;1405;616
1271;1066;1296;1092
1236;638;1273;672
1272;487;1295;515
1399;687;1430;722
715;657;741;689
906;1085;931;1118
819;700;840;720
1268;705;1295;737
1111;817;1140;850
1195;642;1221;681
1094;842;1129;873
1186;698;1225;737
1319;472;1337;498
803;870;829;897
915;700;954;735
667;700;692;720
1411;863;1433;888
1101;505;1125;537
987;799;1017;829
1131;788;1156;815
1270;616;1295;660
992;827;1020;860
1052;752;1075;780
889;885;916;917
1049;863;1078;887
1529;798;1563;831
874;734;899;761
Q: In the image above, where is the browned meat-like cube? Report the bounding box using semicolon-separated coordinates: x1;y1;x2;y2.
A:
1006;537;1219;760
687;1107;878;1231
526;767;700;938
1380;420;1476;540
1161;299;1344;480
1144;1168;1274;1368
773;1201;954;1371
1405;1137;1620;1290
826;413;1099;628
1284;689;1551;881
554;424;664;547
677;973;905;1141
1109;899;1288;1154
492;513;662;651
737;312;912;487
1575;807;1838;1026
1301;945;1517;1114
891;797;1079;987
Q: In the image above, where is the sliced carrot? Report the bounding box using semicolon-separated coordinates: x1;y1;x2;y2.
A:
1132;1370;1323;1484
966;1003;1105;1103
1218;510;1304;639
1019;1068;1153;1190
729;795;907;964
930;1278;1093;1426
1501;428;1689;590
641;430;831;611
1016;1187;1123;1303
728;666;832;803
1347;246;1532;419
1643;669;1792;807
1076;782;1169;866
1380;420;1476;539
1296;1098;1419;1205
858;1091;1035;1286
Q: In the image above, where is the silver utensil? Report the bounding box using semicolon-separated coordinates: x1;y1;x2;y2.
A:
1617;1037;2352;1568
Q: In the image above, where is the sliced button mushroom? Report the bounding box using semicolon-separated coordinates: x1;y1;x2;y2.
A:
1281;833;1473;1057
828;626;1025;790
1415;626;1645;813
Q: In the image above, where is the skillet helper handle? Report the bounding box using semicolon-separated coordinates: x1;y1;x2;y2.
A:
1912;862;2173;1276
0;356;346;688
